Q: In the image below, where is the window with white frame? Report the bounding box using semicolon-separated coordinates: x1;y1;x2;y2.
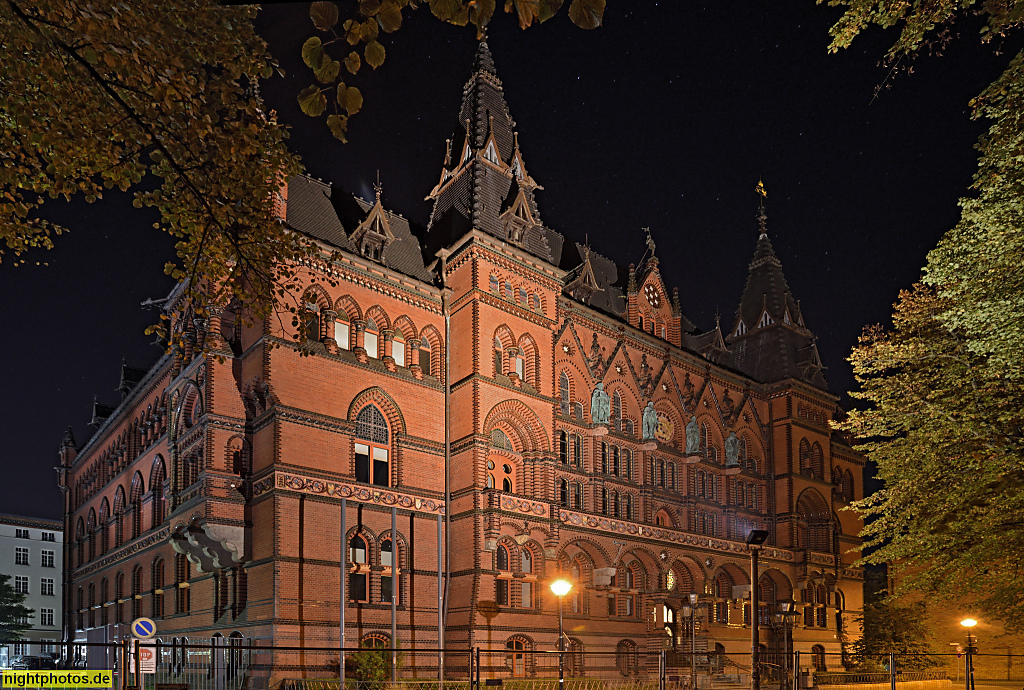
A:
15;528;29;539
40;609;55;626
15;547;29;566
14;576;28;594
364;318;379;359
41;532;55;542
335;318;351;350
41;578;54;596
41;550;54;568
354;405;390;487
393;335;405;367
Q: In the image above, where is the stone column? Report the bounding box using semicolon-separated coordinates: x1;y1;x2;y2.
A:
322;310;338;353
382;330;396;371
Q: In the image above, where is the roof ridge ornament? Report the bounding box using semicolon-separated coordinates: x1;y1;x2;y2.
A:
756;179;768;238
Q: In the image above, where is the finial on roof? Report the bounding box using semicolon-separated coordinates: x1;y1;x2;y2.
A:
715;306;721;329
513;131;519;149
756;178;768;237
644;227;657;258
444;139;452;167
374;170;382;202
473;40;496;75
61;426;76;449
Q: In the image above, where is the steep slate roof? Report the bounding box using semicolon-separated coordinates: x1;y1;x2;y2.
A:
424;41;557;263
726;214;827;390
559;240;629;317
285;176;434;283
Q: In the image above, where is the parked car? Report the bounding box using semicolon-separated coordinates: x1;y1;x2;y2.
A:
10;655;57;670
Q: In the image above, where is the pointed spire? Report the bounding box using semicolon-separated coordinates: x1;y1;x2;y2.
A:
473;40;496;76
756;178;768;238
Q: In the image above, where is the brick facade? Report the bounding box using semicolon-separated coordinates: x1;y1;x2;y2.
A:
60;41;864;676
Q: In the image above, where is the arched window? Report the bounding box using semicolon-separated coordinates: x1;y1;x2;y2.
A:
600;487;609;515
843;470;855;502
559;479;569;507
512;347;525;379
355;405;390;487
130;473;144;539
521;548;534;608
175;553;190;614
799;438;813;476
349;535;368;602
570;560;583;613
99;578;109;626
419;339;431;376
616;640;638;676
558;431;568;464
612;391;622;431
87;510;96;562
363;317;380;359
381;539;398;603
502;463;514;493
131;565;143;620
335;314;351;350
600;443;608;474
572;434;583;467
496;544;511;606
611;445;620;476
573;482;583;510
737;482;745;507
668;461;676;490
623;448;632;480
655;510;671;527
392;333;406;367
152;559;165;618
623;493;634;520
493;337;503;376
506;637;529;678
302;301;320;342
811;645;826;672
87;582;95;628
99;499;110;555
114;571;125;624
559;372;570;415
658;459;666;487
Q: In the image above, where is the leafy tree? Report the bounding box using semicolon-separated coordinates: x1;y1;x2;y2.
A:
0;573;34;643
1;0;330;342
298;0;607;140
850;569;937;671
824;0;1024;630
345;637;403;687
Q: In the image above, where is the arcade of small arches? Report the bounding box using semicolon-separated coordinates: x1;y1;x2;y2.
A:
295;289;445;380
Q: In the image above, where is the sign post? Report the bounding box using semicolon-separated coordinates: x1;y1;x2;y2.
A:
129;617;158;687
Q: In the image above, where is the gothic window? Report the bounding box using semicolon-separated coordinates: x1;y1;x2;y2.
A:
600;442;608;474
364;318;379;359
668;462;676;490
616;640;638;675
623;448;632;480
737;482;745;506
131;565;143;620
612;391;623;431
843;470;855;502
559;431;569;464
355;405;390;487
559;372;570;415
559;479;569;507
623;494;633;520
573;482;583;510
100;578;109;626
658;459;666;487
572;434;583;467
570;561;582;613
611;445;620;476
349;535;368;602
612;492;621;518
114;571;125;624
506;637;529;678
600;488;609;515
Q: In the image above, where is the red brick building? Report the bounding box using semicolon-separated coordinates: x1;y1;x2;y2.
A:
60;42;863;677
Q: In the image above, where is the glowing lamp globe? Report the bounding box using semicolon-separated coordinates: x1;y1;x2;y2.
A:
550;579;573;597
960;618;978;628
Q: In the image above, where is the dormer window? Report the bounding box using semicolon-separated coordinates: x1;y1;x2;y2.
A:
511;157;522;178
735;321;747;337
461;144;472;165
759;311;774;327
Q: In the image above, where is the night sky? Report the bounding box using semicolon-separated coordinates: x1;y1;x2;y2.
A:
1;2;1012;520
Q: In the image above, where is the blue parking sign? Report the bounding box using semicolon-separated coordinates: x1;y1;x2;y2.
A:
131;617;156;639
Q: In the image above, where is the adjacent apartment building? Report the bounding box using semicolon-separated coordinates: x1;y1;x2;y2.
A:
59;41;864;679
0;514;63;665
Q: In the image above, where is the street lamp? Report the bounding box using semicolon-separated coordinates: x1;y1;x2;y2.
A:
773;602;800;690
747;529;770;690
681;593;699;690
960;618;978;690
551;579;573;690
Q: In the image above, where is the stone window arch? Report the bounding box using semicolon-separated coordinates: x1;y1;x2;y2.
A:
506;635;532;677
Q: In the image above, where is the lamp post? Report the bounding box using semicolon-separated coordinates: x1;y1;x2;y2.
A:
746;529;770;690
772;602;800;690
682;593;699;690
961;619;978;690
551;579;573;690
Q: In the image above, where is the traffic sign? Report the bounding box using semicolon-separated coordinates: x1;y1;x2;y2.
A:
131;617;157;639
128;641;157;674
